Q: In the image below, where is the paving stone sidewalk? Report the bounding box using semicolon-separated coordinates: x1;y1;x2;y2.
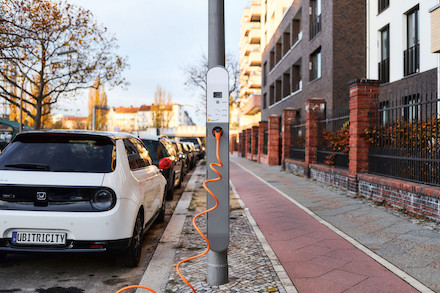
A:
164;164;294;293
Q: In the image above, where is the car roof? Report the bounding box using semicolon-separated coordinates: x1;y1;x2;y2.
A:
16;129;137;140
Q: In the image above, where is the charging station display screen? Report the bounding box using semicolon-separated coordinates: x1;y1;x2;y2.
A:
213;92;222;98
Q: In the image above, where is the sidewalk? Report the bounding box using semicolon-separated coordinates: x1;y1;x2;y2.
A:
140;155;440;292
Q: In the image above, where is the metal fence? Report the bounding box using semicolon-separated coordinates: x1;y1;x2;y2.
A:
263;128;268;155
368;83;440;186
289;118;305;161
317;113;350;169
247;132;251;154
253;131;259;155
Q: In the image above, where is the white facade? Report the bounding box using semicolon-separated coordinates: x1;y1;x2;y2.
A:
367;0;438;82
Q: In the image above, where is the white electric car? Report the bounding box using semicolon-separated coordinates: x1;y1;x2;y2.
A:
0;130;167;267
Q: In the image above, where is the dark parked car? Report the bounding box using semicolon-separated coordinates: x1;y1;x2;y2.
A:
139;135;183;200
174;141;189;176
170;139;186;179
181;141;196;170
178;137;205;159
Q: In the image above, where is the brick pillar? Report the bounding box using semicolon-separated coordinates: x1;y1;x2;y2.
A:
268;115;281;166
251;126;259;159
245;128;252;159
305;99;326;176
348;79;380;194
238;132;244;157
258;121;268;163
281;108;298;169
230;134;237;154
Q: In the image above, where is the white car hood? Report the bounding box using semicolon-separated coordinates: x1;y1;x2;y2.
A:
0;170;105;187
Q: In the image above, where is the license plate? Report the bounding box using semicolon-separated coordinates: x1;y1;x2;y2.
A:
11;231;66;245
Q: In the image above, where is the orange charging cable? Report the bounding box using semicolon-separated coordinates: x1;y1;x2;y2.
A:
115;285;156;293
176;129;223;292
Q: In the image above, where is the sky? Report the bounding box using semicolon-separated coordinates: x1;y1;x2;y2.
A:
58;0;249;125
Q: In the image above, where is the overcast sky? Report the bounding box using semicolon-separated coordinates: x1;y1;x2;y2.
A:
59;0;249;125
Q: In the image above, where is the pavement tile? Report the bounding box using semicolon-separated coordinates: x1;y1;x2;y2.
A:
344;276;419;293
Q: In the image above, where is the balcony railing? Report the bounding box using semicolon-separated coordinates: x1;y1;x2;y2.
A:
378;58;390;84
310;14;321;39
403;44;419;76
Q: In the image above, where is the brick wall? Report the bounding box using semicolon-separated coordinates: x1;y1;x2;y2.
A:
359;173;440;220
305;99;325;175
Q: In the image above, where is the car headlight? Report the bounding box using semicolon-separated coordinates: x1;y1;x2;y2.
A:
91;188;116;211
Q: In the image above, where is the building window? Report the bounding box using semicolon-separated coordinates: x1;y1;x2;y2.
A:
270;50;275;70
309;48;321;81
292;61;302;92
402;94;420;122
263;93;267;109
378;0;389;14
310;0;321;39
275;39;282;64
283;70;291;98
378;25;390;83
269;84;275;105
263;61;267;87
283;28;291;55
379;101;389;125
404;5;419;76
275;79;282;103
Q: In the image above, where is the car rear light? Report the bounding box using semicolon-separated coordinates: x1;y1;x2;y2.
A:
159;157;172;169
91;188;115;211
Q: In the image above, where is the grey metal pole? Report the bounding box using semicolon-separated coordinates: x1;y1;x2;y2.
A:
207;0;229;286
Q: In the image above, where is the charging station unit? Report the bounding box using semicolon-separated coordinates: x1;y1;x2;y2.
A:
206;66;229;285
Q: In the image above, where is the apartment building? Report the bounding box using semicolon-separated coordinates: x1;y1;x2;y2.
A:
239;0;263;129
261;0;366;121
237;0;293;131
107;106;139;132
367;0;438;93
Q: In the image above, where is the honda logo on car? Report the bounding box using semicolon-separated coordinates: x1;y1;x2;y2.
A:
36;192;46;201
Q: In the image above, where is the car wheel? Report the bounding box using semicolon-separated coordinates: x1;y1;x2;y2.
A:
166;173;175;200
119;212;143;267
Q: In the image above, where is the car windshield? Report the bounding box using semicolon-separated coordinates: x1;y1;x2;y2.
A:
140;139;164;164
0;133;116;173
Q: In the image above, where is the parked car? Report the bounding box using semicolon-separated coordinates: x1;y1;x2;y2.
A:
139;135;183;200
169;139;186;183
178;137;205;159
174;141;188;176
183;141;197;169
0;130;167;267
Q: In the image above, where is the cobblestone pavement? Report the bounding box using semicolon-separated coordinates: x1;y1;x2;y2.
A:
164;174;291;292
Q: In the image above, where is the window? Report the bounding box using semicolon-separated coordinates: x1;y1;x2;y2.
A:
132;138;152;166
379;101;389;125
378;0;389;14
124;139;147;170
378;25;390;83
263;93;267;109
310;0;321;39
310;48;321;81
292;62;302;92
269;84;275;105
402;94;420;122
275;79;282;103
283;28;291;55
263;61;267;87
404;6;419;76
283;70;291;98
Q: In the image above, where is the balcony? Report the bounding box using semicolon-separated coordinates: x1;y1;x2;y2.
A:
403;44;419;76
378;58;390;83
241;94;261;115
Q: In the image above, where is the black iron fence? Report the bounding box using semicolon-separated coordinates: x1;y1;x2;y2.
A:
404;44;419;76
317;114;350;169
289;118;305;161
367;83;440;186
263;128;268;155
310;14;321;39
247;132;251;154
253;131;259;155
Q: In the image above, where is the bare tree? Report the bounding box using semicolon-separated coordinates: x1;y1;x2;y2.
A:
151;85;173;129
182;53;240;117
0;0;128;129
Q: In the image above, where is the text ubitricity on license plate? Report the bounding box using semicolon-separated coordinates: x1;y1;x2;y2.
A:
11;231;66;245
